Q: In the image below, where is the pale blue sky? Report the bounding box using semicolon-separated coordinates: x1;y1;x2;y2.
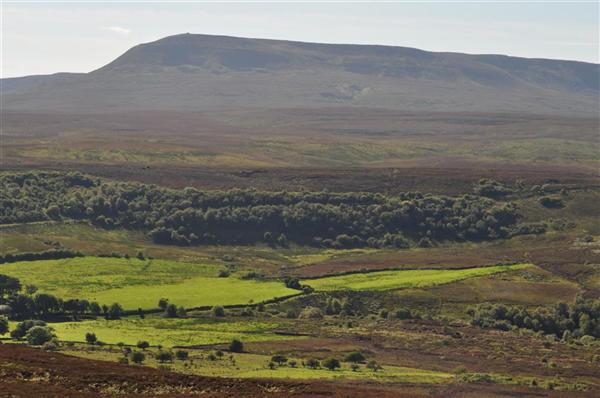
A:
2;1;599;78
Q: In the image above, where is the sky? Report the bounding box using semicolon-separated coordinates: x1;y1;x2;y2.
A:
2;1;599;78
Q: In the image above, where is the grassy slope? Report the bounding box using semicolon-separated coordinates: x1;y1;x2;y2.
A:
0;222;371;274
50;316;296;347
61;347;453;383
0;257;297;310
304;264;531;292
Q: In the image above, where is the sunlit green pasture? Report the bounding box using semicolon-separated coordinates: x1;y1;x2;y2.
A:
51;316;296;347
0;257;298;309
63;347;453;383
304;263;531;291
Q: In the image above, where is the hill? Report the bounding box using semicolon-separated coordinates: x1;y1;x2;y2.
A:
3;33;599;114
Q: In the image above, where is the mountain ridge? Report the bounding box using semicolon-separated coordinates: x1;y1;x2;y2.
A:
3;33;599;115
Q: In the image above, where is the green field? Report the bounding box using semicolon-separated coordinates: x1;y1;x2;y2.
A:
63;347;453;383
304;264;531;291
0;257;298;310
50;316;297;347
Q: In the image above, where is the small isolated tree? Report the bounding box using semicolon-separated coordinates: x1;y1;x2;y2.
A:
0;316;8;335
131;351;145;364
85;332;97;345
351;363;360;372
305;358;320;369
229;339;244;353
394;308;412;320
366;360;381;372
26;326;54;346
268;361;276;370
218;270;230;278
165;303;178;318
345;352;365;363
158;298;169;311
175;350;189;360
137;340;150;350
323;358;341;371
156;351;173;363
212;305;225;317
271;355;288;366
289;360;298;368
539;196;564;209
215;350;224;359
284;277;302;290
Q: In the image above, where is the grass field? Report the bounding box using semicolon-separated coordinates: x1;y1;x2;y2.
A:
0;222;377;275
50;316;297;347
304;264;531;292
0;257;298;310
62;346;453;383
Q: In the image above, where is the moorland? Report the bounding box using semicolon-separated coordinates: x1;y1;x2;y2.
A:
1;34;599;398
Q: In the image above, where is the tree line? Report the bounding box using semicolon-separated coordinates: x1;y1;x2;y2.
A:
0;249;83;264
469;299;600;339
1;171;524;248
0;274;123;320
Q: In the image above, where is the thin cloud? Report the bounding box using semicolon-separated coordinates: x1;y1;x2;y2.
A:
104;26;131;35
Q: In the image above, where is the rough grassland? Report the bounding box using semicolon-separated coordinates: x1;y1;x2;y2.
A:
50;317;297;347
304;264;531;292
62;347;453;384
0;257;298;309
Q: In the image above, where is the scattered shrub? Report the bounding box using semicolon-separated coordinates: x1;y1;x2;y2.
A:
131;351;145;364
322;358;341;371
345;352;366;363
366;360;382;372
229;339;244;353
212;306;225;317
394;308;413;320
85;332;97;345
136;340;150;350
26;326;54;345
156;351;173;363
271;355;288;365
539;196;565;209
42;338;59;351
218;270;230;278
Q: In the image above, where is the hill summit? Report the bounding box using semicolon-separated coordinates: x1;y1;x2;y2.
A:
3;33;599;114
